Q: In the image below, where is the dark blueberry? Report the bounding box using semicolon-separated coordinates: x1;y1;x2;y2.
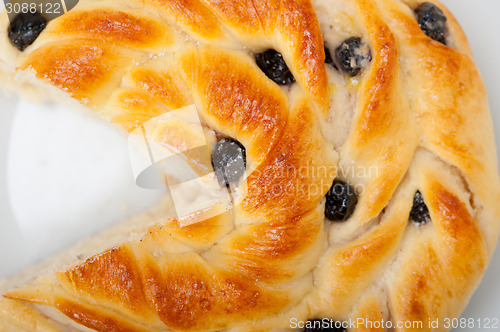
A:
211;138;246;187
409;191;431;225
415;2;447;44
303;318;347;332
255;49;295;85
325;179;358;221
334;37;371;76
8;12;47;51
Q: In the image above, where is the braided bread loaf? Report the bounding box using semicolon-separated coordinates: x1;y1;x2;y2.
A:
1;0;499;331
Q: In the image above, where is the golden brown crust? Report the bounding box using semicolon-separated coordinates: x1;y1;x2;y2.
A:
55;297;162;332
181;48;290;165
0;299;61;331
60;247;152;319
127;68;192;110
48;9;174;49
20;39;140;105
386;159;488;329
1;0;499;331
101;89;168;132
341;0;417;225
239;100;336;220
55;247;293;331
149;0;226;41
202;0;329;110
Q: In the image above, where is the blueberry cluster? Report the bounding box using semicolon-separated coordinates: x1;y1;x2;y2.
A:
325;179;358;222
8;12;47;51
334;37;372;76
211;138;246;187
415;2;447;44
255;49;296;85
325;37;372;76
409;191;431;225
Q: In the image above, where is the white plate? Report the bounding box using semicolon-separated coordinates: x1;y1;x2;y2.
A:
0;0;499;330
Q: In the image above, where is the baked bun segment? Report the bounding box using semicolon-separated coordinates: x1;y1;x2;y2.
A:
1;0;499;331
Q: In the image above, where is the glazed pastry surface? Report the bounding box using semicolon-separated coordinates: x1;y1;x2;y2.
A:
0;0;499;331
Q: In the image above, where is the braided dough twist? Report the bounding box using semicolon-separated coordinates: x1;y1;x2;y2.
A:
0;0;499;331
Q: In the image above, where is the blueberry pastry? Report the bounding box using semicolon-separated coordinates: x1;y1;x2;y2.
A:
0;0;499;331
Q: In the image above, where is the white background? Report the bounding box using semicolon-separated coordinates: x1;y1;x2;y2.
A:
0;0;499;330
